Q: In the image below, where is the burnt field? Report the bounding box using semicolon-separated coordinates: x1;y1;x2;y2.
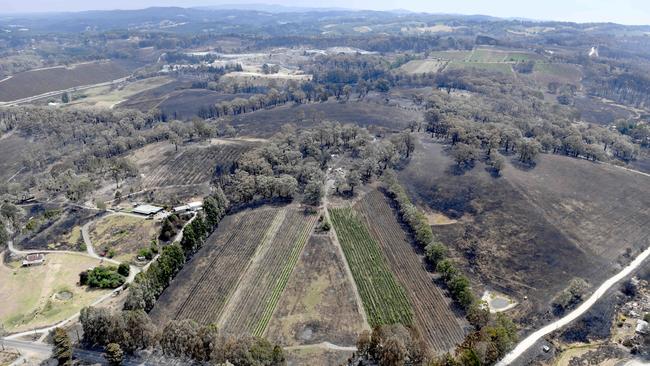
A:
119;86;252;120
128;140;251;188
0;133;30;182
231;100;420;137
0;61;133;102
354;189;468;353
398;136;650;329
15;203;101;251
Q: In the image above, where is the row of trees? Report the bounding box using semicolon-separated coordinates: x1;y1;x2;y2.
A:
381;173;518;365
79;307;285;365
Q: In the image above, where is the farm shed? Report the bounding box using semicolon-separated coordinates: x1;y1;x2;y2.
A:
22;253;45;266
172;201;203;213
133;204;164;216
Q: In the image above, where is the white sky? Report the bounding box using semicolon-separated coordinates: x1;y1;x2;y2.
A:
3;0;650;25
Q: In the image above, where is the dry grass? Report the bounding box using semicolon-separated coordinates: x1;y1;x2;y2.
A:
0;252;111;332
88;214;159;262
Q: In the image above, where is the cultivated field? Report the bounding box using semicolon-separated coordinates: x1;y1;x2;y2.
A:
398;137;650;328
0;252;111;332
428;50;471;61
0;61;132;102
129;140;250;188
354;189;467;352
329;207;413;327
399;59;448;74
88;214;159;262
446;61;514;75
265;232;365;346
149;208;280;325
219;209;319;336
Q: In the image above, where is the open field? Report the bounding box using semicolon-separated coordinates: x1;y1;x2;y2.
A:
129;140;251;188
219;209;318;336
150;208;280;325
65;76;174;109
329;207;413;327
399;59;448;74
573;96;634;125
88;214;159;262
354;189;467;352
531;62;583;87
398;137;650;329
232;100;420;137
0;61;132;102
266;232;365;346
0;252;111;332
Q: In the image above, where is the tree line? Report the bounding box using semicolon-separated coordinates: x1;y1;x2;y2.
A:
381;172;518;365
79;307;285;365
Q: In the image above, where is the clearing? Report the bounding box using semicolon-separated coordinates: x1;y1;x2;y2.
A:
87;214;159;262
0;252;111;333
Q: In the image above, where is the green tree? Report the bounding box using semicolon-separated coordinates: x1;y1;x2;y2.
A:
61;92;70;103
51;327;72;366
105;343;124;366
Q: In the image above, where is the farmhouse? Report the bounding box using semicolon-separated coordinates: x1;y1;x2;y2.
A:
22;253;45;266
133;204;164;216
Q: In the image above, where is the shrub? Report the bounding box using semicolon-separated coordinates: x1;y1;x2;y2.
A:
84;266;125;289
117;263;130;277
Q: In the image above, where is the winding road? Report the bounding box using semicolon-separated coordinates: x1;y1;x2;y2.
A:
497;245;650;365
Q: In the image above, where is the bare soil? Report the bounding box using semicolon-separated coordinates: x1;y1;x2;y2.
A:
266;233;365;347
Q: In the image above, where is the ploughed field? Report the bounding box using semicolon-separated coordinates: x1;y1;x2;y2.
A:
0;61;131;102
151;207;318;337
129;141;250;188
354;189;468;352
399;136;650;328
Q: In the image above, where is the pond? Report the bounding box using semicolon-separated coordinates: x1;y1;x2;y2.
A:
482;290;517;313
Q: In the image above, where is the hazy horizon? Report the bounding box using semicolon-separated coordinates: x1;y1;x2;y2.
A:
2;0;650;26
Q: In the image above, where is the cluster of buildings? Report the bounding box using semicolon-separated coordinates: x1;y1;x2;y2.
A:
131;201;203;217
